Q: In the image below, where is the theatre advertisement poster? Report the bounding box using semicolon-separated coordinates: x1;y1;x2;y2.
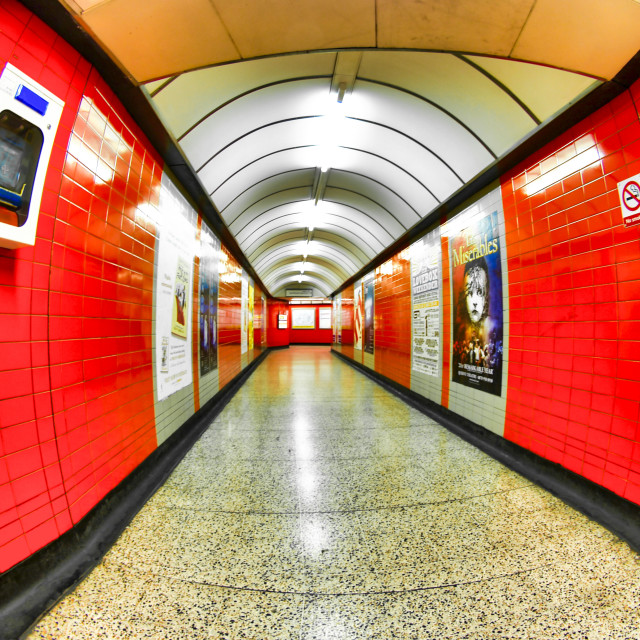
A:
248;282;254;350
155;174;197;400
450;210;503;396
199;223;220;376
354;281;363;350
410;231;440;376
364;275;374;354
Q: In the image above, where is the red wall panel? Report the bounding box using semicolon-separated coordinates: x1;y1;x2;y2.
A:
0;2;94;571
374;254;411;389
50;69;160;526
339;285;354;360
0;0;269;573
290;305;332;344
253;285;265;354
217;246;242;389
267;300;290;347
334;81;640;508
502;81;640;505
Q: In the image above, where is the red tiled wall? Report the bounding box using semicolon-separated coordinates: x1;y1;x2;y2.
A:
0;0;161;571
50;69;160;526
339;286;354;360
0;1;84;571
253;286;265;354
0;0;272;574
290;305;332;344
218;246;242;389
502;80;640;505
373;254;411;388
335;80;640;507
267;300;290;347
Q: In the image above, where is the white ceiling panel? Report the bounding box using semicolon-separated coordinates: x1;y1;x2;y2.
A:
147;53;336;137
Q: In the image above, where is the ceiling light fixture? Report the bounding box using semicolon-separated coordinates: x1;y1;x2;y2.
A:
317;82;347;173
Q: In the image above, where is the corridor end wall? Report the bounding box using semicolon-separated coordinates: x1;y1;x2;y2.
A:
334;79;640;509
0;0;267;576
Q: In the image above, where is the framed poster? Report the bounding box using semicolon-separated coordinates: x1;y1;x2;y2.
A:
363;276;374;354
248;282;254;350
451;209;503;396
278;313;288;329
155;174;196;400
319;307;331;329
410;231;440;377
354;281;363;350
199;223;220;376
291;307;315;329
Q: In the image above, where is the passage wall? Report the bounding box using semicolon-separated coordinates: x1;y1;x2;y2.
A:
0;0;266;574
335;81;640;507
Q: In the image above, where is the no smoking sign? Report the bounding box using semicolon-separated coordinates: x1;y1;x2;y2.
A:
618;173;640;227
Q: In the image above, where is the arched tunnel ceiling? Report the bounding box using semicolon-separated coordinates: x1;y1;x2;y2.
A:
62;0;640;298
144;50;601;297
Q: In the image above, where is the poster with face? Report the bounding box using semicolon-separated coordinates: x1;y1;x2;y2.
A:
364;276;374;354
171;256;189;339
199;223;219;376
451;209;503;396
354;281;363;351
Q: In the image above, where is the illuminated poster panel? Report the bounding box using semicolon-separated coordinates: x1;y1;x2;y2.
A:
319;307;332;329
336;295;342;344
354;281;363;350
248;282;254;350
155;174;196;400
363;276;374;354
451;210;503;396
199;223;220;376
292;307;315;329
410;230;441;377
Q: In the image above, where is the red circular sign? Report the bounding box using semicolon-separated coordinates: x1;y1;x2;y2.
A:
622;181;640;212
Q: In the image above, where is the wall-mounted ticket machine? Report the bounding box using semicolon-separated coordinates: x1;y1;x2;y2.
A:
0;63;64;249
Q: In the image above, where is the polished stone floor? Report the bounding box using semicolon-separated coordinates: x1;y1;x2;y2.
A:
28;346;640;639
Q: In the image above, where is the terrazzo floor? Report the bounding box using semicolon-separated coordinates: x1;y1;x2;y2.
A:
28;346;640;639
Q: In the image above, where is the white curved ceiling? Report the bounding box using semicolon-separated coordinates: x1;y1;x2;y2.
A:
61;0;639;297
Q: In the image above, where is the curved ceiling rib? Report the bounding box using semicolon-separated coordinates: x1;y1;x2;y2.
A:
252;238;364;276
239;214;381;260
261;255;351;284
228;187;400;241
264;263;343;291
197;116;467;207
177;75;334;142
249;227;374;269
232;200;395;250
269;274;333;297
